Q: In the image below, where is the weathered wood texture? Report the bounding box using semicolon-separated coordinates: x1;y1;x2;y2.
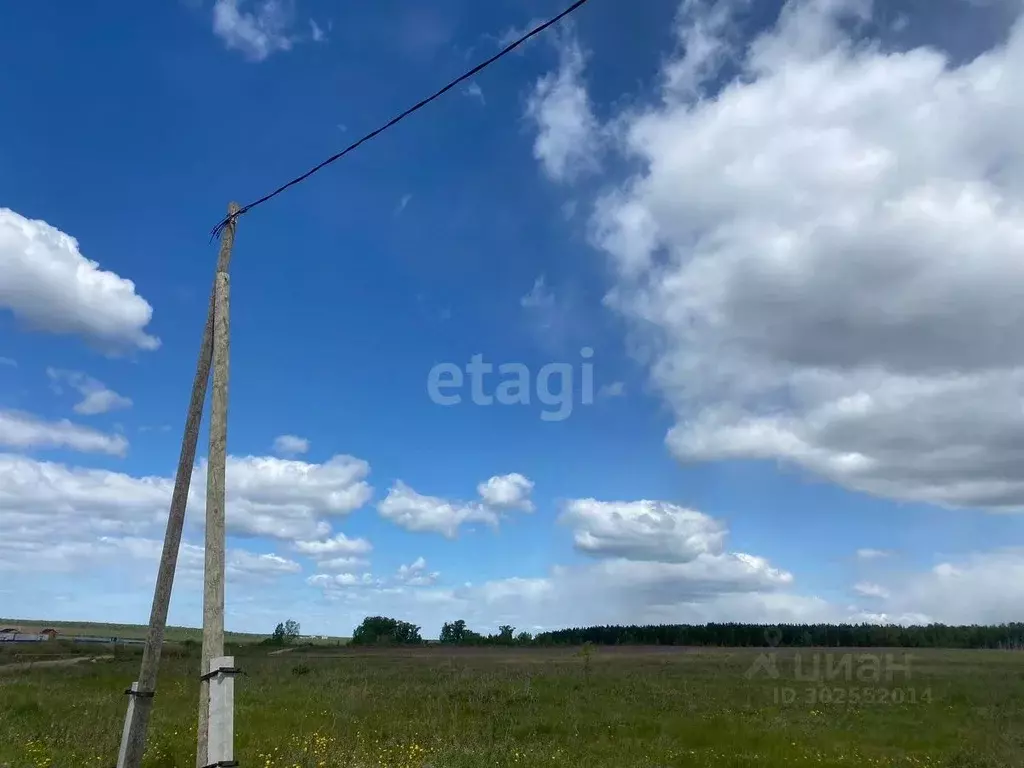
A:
196;228;234;767
117;202;240;768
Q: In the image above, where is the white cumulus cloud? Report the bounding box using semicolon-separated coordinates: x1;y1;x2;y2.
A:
191;454;373;541
856;548;892;560
291;532;373;557
377;481;497;538
307;572;379;589
538;0;1024;511
378;473;535;538
0;452;373;574
0;209;158;353
476;473;535;511
0;410;128;456
47;368;132;415
272;434;310;456
355;490;805;631
54;536;301;583
309;18;325;42
847;549;1024;624
853;581;891;599
465;82;485;103
526;36;601;182
396;556;440;586
213;0;297;61
560;499;727;562
0;455;172;571
315;555;371;572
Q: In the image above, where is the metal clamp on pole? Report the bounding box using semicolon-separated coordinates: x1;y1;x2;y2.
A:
198;665;244;682
123;688;155;698
201;761;239;768
202;655;238;767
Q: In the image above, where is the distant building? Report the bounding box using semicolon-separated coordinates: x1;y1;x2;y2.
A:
40;628;59;640
0;633;46;642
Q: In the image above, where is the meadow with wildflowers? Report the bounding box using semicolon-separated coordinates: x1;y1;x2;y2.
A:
1;645;1022;767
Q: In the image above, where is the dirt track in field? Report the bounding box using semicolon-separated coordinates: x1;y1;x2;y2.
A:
0;654;113;672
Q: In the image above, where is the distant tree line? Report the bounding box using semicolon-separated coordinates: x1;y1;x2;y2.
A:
347;617;1024;649
351;615;424;645
439;619;532;646
531;622;1024;649
262;619;301;646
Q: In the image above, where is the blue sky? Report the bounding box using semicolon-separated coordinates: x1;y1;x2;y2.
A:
2;0;1024;637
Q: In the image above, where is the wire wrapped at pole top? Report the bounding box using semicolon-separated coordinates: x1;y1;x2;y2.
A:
211;207;242;243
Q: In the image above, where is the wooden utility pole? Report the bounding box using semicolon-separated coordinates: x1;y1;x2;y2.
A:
196;206;237;767
116;203;240;768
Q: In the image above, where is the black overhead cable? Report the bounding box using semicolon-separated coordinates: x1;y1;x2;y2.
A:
211;0;595;239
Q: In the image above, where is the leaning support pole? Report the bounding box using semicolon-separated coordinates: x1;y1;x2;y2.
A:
197;234;234;765
117;203;241;768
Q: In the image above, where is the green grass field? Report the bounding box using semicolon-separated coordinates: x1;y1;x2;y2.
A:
1;645;1021;767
